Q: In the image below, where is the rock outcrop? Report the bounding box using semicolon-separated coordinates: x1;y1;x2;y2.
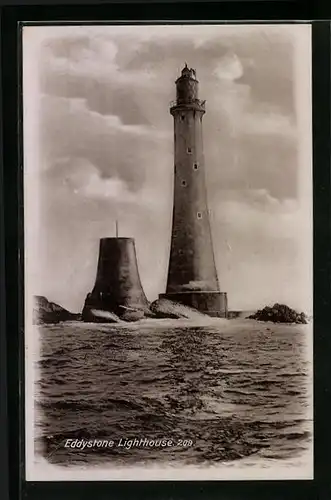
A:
81;308;121;323
33;296;80;325
150;298;208;319
248;303;307;324
119;306;146;322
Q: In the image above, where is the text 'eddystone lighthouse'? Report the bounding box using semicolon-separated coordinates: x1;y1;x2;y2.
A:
160;64;228;317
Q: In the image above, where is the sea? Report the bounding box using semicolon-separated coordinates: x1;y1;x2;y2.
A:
32;317;313;478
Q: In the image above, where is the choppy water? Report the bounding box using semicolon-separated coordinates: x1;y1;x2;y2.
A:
34;318;313;469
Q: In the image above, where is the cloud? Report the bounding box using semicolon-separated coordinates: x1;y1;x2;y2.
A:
52;158;137;201
214;189;300;241
42;37;157;89
45;156;172;213
40;94;172;192
210;189;311;311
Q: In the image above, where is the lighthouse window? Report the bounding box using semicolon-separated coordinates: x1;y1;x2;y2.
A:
181;115;185;121
197;212;202;219
187;147;192;154
193;163;198;170
181;180;187;187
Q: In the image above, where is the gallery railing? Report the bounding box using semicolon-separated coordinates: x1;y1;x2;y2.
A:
169;99;206;110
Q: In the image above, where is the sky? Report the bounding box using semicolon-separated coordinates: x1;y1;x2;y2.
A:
23;24;312;313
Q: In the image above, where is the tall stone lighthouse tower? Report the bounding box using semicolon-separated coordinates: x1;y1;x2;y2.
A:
160;64;228;317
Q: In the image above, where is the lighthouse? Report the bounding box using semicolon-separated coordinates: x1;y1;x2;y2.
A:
160;65;228;317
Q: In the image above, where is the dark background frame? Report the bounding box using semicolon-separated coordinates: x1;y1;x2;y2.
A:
1;3;331;500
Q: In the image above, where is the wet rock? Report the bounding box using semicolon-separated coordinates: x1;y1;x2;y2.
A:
150;298;208;319
82;308;121;323
120;309;145;322
248;303;308;324
33;296;80;325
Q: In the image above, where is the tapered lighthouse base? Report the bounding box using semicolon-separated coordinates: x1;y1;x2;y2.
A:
159;291;228;318
82;237;150;322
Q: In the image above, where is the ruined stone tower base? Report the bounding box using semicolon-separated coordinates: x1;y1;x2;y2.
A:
82;237;149;321
159;291;228;318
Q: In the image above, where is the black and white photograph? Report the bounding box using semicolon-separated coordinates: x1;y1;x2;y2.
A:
23;23;313;481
